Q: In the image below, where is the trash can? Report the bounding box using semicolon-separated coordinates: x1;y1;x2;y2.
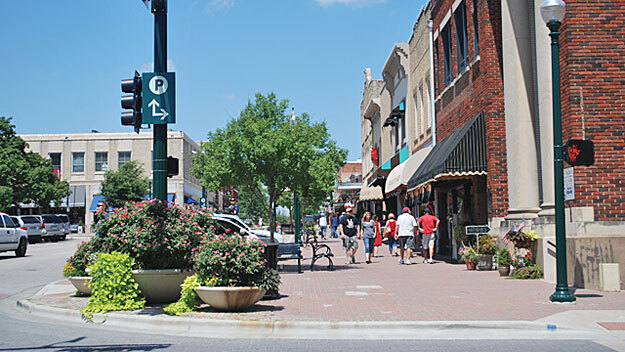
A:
262;242;280;300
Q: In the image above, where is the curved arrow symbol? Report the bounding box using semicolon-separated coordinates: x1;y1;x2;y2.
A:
148;99;169;120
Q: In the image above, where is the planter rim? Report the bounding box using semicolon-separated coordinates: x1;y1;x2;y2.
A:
132;269;191;275
68;276;91;279
196;286;262;292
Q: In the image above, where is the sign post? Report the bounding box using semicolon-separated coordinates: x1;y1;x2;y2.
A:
465;225;491;250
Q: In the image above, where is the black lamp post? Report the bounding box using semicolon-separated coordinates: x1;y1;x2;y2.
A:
540;0;576;303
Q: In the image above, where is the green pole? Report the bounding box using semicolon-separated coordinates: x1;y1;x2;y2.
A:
294;193;301;244
548;20;575;303
152;1;168;202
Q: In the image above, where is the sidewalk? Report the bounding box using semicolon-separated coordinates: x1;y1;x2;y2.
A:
17;238;625;344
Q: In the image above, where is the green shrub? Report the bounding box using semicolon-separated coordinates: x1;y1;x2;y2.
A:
497;247;511;266
81;252;145;321
478;235;498;255
164;274;201;316
62;241;97;277
512;265;543;279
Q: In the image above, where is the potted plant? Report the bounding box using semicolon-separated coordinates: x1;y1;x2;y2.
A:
194;235;281;311
87;199;213;303
497;247;511;276
477;235;497;270
63;241;97;295
78;220;84;233
453;224;469;244
459;246;478;270
504;228;540;249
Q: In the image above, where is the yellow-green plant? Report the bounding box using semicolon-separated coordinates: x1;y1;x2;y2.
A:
81;252;145;322
523;230;540;241
163;274;200;316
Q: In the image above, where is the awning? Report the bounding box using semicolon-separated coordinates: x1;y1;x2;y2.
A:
184;195;199;205
385;146;432;195
90;193;175;212
359;184;384;201
407;113;487;191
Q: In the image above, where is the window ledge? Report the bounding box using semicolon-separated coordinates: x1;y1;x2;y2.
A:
435;59;476;103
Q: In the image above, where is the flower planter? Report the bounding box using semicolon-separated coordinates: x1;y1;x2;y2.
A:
465;258;477;270
195;286;267;311
498;265;510;276
477;254;493;271
132;269;194;304
68;276;92;296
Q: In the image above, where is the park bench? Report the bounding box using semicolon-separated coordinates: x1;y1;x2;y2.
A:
277;243;302;273
305;230;334;271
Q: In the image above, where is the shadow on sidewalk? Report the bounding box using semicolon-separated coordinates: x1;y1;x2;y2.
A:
196;303;284;314
278;263;364;274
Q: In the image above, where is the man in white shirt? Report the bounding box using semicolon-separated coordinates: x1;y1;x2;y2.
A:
318;214;328;239
394;207;418;265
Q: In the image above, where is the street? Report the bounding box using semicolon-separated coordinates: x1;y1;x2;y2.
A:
0;236;622;351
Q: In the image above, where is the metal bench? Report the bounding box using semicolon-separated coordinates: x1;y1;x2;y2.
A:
310;242;334;271
277;243;302;273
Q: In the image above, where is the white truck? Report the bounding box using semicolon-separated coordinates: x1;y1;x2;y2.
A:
0;212;28;257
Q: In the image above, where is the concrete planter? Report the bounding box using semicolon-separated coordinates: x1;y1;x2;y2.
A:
132;269;193;304
68;276;92;296
498;265;511;276
195;286;266;311
477;254;494;271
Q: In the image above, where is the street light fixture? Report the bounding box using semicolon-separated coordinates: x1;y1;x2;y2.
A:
540;0;575;303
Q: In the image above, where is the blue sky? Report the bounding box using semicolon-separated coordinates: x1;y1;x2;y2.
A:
1;0;427;160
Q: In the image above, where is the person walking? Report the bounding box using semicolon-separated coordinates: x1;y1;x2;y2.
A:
339;206;360;264
331;213;339;238
373;214;383;257
417;208;440;264
360;212;376;264
318;213;328;240
385;213;398;256
395;207;418;265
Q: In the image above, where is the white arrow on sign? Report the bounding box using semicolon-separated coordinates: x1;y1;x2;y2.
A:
148;99;170;120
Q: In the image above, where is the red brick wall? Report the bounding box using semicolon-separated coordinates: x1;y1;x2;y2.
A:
432;0;508;218
560;1;625;221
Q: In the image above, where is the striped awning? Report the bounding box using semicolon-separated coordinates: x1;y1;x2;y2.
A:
407;113;487;191
359;184;384;201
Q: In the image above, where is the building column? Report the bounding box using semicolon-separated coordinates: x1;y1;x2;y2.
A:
533;0;555;217
502;0;541;219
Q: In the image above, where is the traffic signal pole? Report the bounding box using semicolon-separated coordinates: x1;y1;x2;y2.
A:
152;0;167;202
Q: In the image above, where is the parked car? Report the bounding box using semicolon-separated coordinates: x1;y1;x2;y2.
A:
35;215;65;242
69;223;79;233
213;213;283;243
0;212;28;257
56;214;70;236
10;215;46;244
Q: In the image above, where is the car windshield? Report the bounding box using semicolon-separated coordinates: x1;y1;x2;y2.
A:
21;216;41;224
57;215;69;222
220;216;250;231
42;215;61;223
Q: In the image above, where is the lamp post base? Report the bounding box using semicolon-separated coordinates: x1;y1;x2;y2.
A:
550;286;576;303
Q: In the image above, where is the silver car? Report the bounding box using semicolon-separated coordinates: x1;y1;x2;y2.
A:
36;215;65;242
56;214;70;236
10;215;46;244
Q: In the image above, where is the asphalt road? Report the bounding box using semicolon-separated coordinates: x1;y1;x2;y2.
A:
0;236;617;352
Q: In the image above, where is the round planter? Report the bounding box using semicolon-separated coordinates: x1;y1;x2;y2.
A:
132;269;193;304
195;286;267;311
477;254;494;271
498;265;510;276
465;258;477;270
68;276;92;296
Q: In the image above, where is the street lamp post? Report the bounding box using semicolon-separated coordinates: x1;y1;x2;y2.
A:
540;0;576;303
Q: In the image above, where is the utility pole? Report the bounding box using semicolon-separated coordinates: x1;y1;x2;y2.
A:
152;0;167;202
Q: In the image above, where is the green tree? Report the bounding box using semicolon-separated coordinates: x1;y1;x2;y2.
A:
100;160;149;209
238;184;268;223
0;116;70;210
192;93;347;240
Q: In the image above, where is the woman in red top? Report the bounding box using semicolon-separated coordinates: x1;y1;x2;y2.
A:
373;214;382;257
385;213;398;256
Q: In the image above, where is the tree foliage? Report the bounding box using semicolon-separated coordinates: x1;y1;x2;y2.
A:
238;184;268;223
0;116;70;210
100;160;149;208
191;92;347;239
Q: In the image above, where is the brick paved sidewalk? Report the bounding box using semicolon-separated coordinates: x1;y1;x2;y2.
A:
30;238;625;322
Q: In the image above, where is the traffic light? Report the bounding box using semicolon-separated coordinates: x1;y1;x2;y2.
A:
564;139;595;166
167;156;179;178
121;70;142;133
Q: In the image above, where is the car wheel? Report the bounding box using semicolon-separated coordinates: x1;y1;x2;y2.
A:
15;238;27;257
50;235;59;242
60;235;67;241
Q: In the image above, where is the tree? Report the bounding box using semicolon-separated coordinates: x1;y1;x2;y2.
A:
100;160;150;209
0;116;70;210
237;184;268;223
192;92;347;240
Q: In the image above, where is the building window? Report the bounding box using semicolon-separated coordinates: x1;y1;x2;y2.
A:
118;151;131;168
95;152;108;172
425;79;431;129
414;92;420;138
72;153;84;173
442;25;453;87
435;39;441;95
455;1;468;72
400;112;406;146
49;153;61;179
420;85;426;136
473;0;479;56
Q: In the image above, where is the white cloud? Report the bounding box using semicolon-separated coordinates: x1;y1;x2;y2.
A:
315;0;388;7
139;59;176;72
205;0;234;13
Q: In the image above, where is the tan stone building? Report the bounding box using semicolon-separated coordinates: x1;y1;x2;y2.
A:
20;131;213;232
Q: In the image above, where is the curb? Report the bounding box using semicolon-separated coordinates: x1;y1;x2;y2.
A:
16;296;600;340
